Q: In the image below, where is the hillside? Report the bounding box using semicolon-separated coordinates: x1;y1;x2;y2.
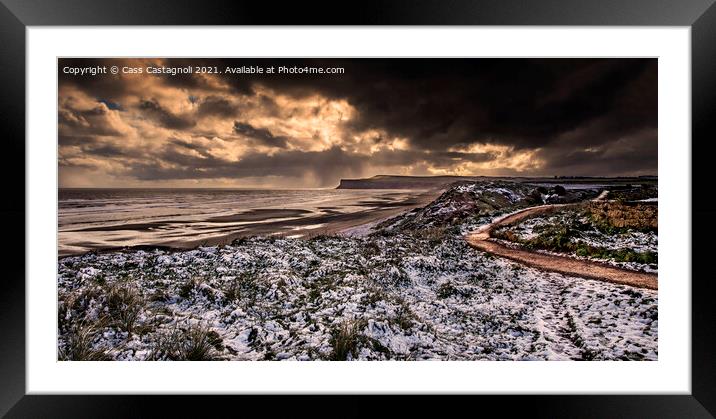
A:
57;180;657;361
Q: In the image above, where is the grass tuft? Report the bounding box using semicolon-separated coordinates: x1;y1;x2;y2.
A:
106;282;144;334
148;324;222;361
59;323;111;361
328;320;367;361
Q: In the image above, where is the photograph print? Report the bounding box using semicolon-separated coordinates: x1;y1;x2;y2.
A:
57;58;658;361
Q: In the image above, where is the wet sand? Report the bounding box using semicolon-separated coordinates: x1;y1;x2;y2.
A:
159;189;441;248
59;188;443;257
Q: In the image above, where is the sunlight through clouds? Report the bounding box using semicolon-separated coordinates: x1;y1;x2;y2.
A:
58;58;657;188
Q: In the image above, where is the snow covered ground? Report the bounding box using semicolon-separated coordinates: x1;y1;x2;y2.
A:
493;209;658;273
57;181;657;361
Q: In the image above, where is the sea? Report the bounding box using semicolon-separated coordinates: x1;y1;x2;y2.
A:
58;188;426;256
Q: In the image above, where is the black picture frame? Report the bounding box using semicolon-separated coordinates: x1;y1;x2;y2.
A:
1;0;714;417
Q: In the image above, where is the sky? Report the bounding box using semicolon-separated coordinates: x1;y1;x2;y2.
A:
58;58;657;188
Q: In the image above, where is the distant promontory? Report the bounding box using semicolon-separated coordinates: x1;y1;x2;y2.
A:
336;175;480;190
335;174;658;190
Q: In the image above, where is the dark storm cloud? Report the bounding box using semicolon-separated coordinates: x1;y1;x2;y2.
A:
257;94;281;117
60;135;145;160
197;96;239;118
126;139;499;186
138;98;196;130
167;138;217;159
284;58;655;152
59;135;91;146
61;59;656;150
80;143;137;158
535;128;658;176
273;58;655;176
367;149;498;168
233;121;289;148
128;146;366;187
59;58;657;184
58;104;123;137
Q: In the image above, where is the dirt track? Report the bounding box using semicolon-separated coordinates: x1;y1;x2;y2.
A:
464;200;658;290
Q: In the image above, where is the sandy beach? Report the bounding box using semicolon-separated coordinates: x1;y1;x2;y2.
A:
58;188;442;256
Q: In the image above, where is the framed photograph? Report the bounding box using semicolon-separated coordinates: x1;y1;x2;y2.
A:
3;0;715;416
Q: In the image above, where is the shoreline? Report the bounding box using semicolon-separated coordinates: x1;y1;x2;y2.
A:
58;188;443;258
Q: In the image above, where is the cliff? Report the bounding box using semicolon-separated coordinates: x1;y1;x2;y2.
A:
336;175;480;190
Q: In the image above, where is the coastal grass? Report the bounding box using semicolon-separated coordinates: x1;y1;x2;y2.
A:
106;282;143;335
493;212;657;265
59;323;111;361
328;319;368;361
148;323;222;361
